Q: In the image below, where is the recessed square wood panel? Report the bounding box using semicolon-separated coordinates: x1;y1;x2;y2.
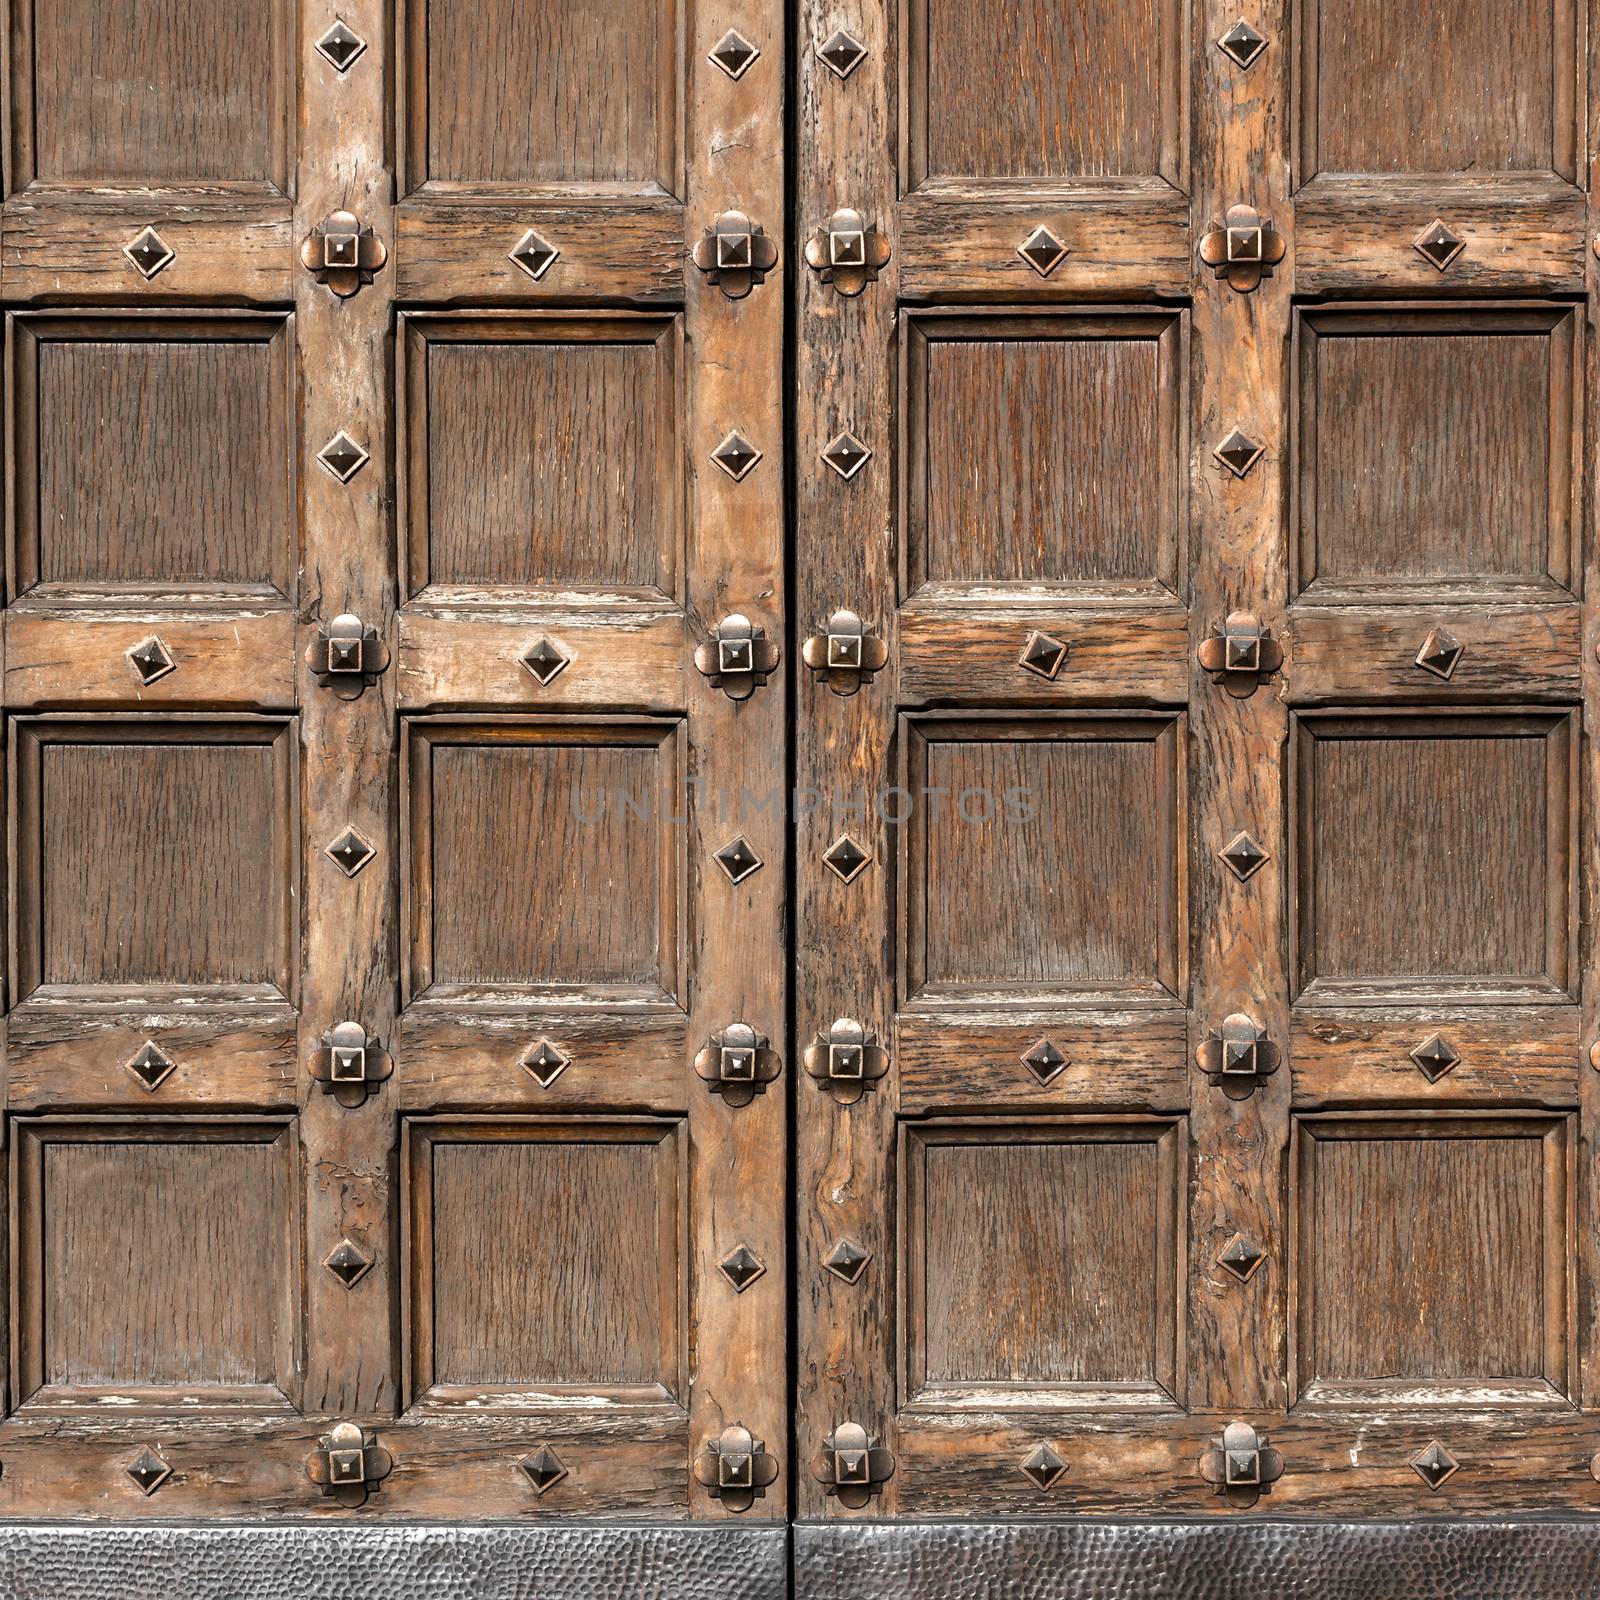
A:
8;0;292;190
902;312;1184;598
901;1118;1184;1409
1297;0;1578;181
401;314;681;601
1292;1113;1573;1406
403;718;683;1002
1295;308;1579;601
904;0;1184;185
8;313;296;603
901;715;1183;1003
1292;711;1575;1003
404;0;681;192
404;1116;684;1407
11;1117;300;1411
10;717;297;1004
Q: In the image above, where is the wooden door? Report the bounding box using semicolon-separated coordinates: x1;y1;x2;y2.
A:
0;0;786;1527
795;0;1599;1533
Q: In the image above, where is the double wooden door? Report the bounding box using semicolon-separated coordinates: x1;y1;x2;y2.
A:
0;0;1595;1547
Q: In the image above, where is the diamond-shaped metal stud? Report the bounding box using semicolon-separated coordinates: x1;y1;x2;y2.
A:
1413;219;1465;272
509;228;560;280
823;1238;871;1284
520;1039;572;1088
1415;626;1463;680
1218;1233;1267;1283
520;1444;568;1496
520;637;570;686
318;430;369;482
127;635;176;686
127;1447;172;1496
324;1237;375;1288
125;1040;175;1092
1219;830;1270;882
822;834;871;884
1019;1442;1067;1491
315;19;367;72
1017;225;1069;277
817;27;869;78
714;835;763;884
325;826;376;878
1409;1032;1460;1083
1411;1441;1459;1491
1019;630;1068;680
124;226;174;279
1021;1038;1068;1085
1214;428;1264;478
709;27;760;78
821;430;871;480
717;1244;767;1293
712;431;762;481
1216;19;1267;68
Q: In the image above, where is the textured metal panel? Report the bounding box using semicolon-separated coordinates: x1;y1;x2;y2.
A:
0;1522;788;1600
794;1520;1600;1600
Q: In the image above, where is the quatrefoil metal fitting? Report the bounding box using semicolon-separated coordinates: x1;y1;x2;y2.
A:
309;1021;394;1109
1200;204;1285;293
693;211;778;299
1200;1421;1283;1509
306;612;389;698
1195;1013;1280;1100
802;1017;889;1105
301;211;387;297
693;1424;779;1512
811;1422;895;1508
802;608;888;695
694;1022;781;1107
305;1422;393;1508
805;208;890;296
695;613;779;700
1198;611;1282;697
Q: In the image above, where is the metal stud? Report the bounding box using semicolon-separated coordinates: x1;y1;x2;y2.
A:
694;614;780;699
309;1020;393;1108
125;1040;176;1092
821;430;871;480
1415;626;1463;680
816;27;869;79
1216;19;1267;69
1200;204;1285;292
803;607;887;694
324;825;377;878
811;1423;894;1508
127;635;176;686
1019;629;1068;680
709;27;760;78
1413;219;1465;272
306;613;388;697
520;637;570;686
302;211;386;296
694;1425;779;1512
1218;830;1269;882
1021;1038;1067;1086
711;431;762;481
1198;611;1282;697
1218;1233;1267;1283
307;1423;393;1508
318;430;369;482
822;833;872;883
1410;1441;1459;1491
822;1238;871;1284
805;209;890;295
1017;225;1069;277
124;226;175;280
803;1018;889;1105
127;1447;172;1496
509;228;560;281
1214;428;1264;478
714;835;763;884
519;1038;572;1088
1200;1421;1283;1508
694;1022;781;1107
519;1444;568;1495
323;1237;375;1288
693;211;778;298
717;1244;767;1293
1019;1442;1067;1491
1195;1013;1280;1099
314;19;367;73
1409;1032;1460;1084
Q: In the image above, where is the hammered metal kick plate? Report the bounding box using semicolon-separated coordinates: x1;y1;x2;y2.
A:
1198;611;1282;697
308;1020;393;1108
1200;1421;1283;1508
811;1423;894;1508
1195;1013;1280;1100
693;211;778;299
693;1425;779;1512
694;613;779;700
306;612;389;698
805;208;890;296
802;608;887;695
305;1422;393;1509
694;1022;781;1107
1200;204;1285;293
802;1017;889;1105
301;211;387;296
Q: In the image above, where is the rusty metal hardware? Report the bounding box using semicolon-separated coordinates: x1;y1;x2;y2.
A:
520;1444;568;1495
1214;428;1264;478
713;836;764;884
1195;1013;1279;1100
802;1017;889;1105
694;1424;779;1511
1019;629;1068;680
694;1022;781;1107
817;27;869;78
1200;204;1284;293
1019;1442;1067;1491
1409;1032;1459;1083
709;28;760;79
1200;1421;1282;1508
323;1237;375;1288
822;1238;871;1283
803;608;887;695
509;228;559;280
821;834;871;883
805;208;890;296
1218;830;1269;881
693;211;778;299
1411;1441;1459;1490
306;1422;393;1508
695;613;779;700
125;1040;176;1092
308;1021;393;1108
127;1447;172;1495
811;1422;894;1507
1021;1037;1067;1085
306;612;389;698
716;1245;767;1293
1413;219;1465;272
1216;19;1267;68
519;1038;572;1088
127;635;176;686
1217;1234;1267;1283
317;431;369;482
314;19;367;73
711;430;762;481
124;226;175;279
301;211;386;297
1018;225;1068;277
1198;611;1281;696
324;824;377;878
1415;626;1463;680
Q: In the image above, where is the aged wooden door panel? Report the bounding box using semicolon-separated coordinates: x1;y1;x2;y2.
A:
795;0;1600;1535
0;0;786;1530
